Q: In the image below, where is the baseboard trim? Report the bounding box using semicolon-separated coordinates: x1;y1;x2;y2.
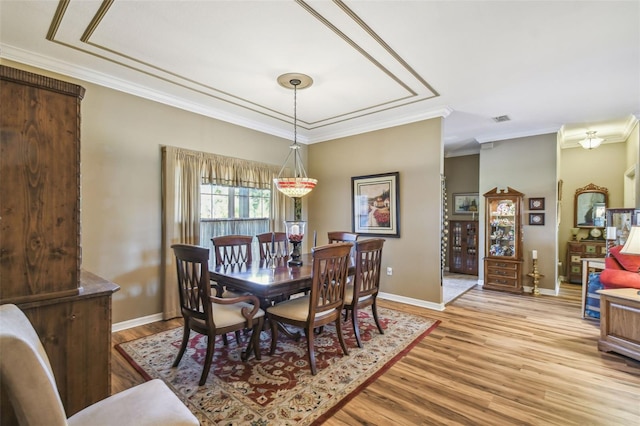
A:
112;313;164;332
378;292;445;312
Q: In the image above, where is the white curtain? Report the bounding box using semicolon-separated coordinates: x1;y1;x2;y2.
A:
161;146;288;319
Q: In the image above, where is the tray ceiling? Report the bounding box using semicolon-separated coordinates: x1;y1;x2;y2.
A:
1;0;638;155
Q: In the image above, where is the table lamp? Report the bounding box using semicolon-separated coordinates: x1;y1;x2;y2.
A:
620;226;640;256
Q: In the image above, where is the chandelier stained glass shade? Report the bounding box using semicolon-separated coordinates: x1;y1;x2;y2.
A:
273;73;317;198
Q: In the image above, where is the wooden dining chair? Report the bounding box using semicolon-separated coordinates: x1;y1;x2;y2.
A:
211;235;254;265
211;234;254;296
171;244;264;386
256;232;288;260
343;238;385;348
327;231;359;244
267;242;353;375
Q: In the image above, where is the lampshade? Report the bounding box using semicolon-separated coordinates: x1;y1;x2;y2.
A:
579;131;603;150
621;226;640;255
273;73;317;198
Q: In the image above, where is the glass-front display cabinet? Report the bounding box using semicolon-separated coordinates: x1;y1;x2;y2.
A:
484;187;524;293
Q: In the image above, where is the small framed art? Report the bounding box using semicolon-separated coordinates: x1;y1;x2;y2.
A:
529;197;545;210
529;213;545;226
453;193;479;214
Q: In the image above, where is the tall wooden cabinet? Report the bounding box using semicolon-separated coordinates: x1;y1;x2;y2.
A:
483;187;524;293
449;220;478;275
0;66;119;421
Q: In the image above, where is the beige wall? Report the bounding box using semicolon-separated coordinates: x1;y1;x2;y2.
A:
444;154;480;269
308;119;444;304
2;59;295;323
558;142;627;274
479;134;558;292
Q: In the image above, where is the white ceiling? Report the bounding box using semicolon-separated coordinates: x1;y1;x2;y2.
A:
1;0;639;156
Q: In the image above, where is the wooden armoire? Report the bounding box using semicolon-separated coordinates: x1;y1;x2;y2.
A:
0;65;119;422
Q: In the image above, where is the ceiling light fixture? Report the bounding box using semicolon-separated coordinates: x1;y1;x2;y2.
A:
273;73;317;199
579;130;603;150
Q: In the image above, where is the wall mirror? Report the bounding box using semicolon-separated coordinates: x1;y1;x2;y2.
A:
574;183;608;228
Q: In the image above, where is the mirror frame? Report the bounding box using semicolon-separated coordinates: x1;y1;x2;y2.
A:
574;183;608;228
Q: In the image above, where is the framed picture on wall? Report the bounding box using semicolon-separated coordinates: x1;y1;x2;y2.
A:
352;172;400;237
453;193;479;214
529;197;545;210
529;213;545;226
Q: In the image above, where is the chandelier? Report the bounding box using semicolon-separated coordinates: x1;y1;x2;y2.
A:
579;130;603;150
273;73;317;198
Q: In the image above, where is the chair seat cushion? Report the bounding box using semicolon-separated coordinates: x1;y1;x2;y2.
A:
193;302;265;329
67;379;198;426
343;283;372;305
267;296;334;322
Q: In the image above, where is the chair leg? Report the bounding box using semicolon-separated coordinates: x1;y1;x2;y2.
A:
242;319;263;361
372;299;384;335
172;324;190;367
335;317;349;357
351;306;363;348
269;318;279;355
305;326;317;375
252;318;263;360
199;333;216;386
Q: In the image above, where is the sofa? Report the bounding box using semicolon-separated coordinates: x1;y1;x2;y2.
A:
599;245;640;289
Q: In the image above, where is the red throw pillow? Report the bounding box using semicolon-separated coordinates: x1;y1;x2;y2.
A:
600;268;640;289
611;244;640;273
605;256;623;270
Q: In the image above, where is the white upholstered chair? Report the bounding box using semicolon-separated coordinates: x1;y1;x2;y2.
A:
0;303;199;426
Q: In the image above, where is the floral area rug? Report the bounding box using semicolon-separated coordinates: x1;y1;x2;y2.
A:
116;307;439;425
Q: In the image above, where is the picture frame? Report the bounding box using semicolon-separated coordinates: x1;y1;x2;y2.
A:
352;172;400;237
453;193;479;215
529;197;545;210
529;213;545;226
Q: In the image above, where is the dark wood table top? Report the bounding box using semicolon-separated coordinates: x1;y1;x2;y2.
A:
210;254;315;300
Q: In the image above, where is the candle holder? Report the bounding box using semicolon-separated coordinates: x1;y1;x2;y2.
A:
527;258;544;296
284;220;306;266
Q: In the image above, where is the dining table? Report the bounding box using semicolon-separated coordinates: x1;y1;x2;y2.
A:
210;254;315;301
209;253;355;306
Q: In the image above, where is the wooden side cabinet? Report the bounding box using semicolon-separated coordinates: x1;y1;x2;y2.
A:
449;220;478;275
0;66;119;422
566;240;606;284
597;288;640;362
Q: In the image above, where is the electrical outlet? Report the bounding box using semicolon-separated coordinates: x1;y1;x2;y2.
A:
386;267;393;276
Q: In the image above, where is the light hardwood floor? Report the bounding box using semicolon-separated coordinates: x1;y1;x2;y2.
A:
111;284;640;425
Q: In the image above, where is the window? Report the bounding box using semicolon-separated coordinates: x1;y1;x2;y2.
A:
200;184;271;258
200;184;270;220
